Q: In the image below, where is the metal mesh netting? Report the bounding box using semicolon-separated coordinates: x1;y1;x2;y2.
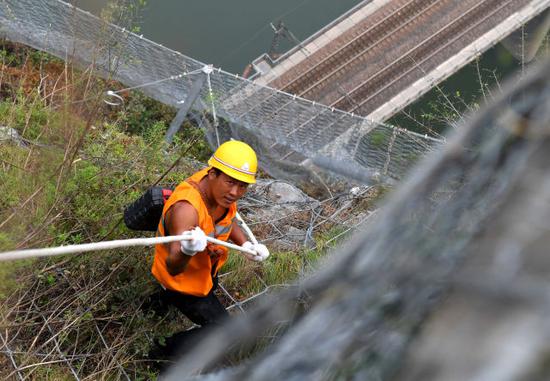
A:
2;0;550;380
0;0;442;188
164;58;550;381
0;177;379;380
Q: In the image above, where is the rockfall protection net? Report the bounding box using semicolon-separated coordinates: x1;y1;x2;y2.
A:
0;0;442;189
0;177;379;380
5;1;549;379
164;58;550;381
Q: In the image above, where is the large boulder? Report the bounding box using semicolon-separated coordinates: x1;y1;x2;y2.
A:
0;126;27;147
240;180;319;250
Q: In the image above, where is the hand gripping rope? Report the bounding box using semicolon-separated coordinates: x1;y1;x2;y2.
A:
0;233;258;262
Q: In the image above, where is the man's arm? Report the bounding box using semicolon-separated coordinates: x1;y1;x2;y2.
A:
165;201;199;276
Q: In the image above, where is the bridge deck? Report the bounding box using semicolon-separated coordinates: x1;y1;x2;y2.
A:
252;0;550;123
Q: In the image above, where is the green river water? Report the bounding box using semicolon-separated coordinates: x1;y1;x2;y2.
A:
75;1;537;134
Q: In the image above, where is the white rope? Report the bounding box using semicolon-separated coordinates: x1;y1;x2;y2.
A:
109;68;204;95
71;68;205;106
203;65;220;146
102;69;206;106
0;234;257;262
236;212;258;245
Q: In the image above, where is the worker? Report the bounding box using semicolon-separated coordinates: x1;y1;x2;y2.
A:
149;140;269;362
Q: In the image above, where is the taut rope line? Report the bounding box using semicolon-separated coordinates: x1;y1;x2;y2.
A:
0;234;258;262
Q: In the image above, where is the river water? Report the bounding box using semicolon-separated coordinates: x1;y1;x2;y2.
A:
75;0;364;75
75;0;528;134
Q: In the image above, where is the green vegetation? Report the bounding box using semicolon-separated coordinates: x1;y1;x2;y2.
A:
0;41;207;379
0;42;344;379
390;44;521;136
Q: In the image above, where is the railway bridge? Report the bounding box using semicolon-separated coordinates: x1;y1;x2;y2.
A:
251;0;550;123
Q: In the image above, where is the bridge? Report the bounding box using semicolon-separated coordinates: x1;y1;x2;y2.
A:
251;0;550;123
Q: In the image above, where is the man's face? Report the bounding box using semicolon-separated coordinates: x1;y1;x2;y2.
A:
209;171;249;208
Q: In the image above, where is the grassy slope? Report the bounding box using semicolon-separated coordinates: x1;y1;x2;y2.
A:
0;43;206;379
0;43;342;379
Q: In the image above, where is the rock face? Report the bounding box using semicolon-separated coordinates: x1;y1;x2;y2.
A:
240;180;319;250
0;126;26;147
259;181;312;204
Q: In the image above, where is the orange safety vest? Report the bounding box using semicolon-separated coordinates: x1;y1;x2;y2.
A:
151;168;237;297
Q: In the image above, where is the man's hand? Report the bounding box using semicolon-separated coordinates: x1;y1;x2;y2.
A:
180;227;207;256
241;241;270;262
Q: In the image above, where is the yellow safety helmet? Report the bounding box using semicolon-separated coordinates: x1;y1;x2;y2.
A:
208;140;257;184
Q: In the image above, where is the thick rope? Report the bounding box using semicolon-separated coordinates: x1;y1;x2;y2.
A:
0;234;257;262
236;212;258;245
